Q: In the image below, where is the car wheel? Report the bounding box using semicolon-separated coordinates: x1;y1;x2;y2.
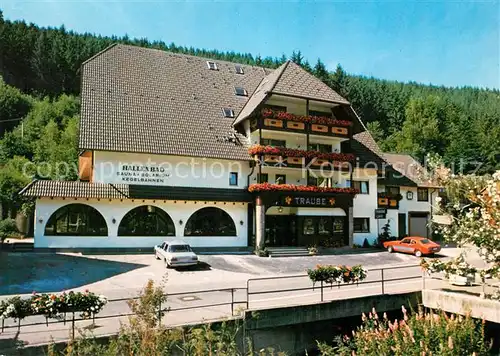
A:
165;259;171;268
415;250;423;257
387;246;394;253
155;253;160;260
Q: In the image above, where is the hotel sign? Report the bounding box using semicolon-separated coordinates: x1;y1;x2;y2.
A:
281;195;336;207
116;164;171;184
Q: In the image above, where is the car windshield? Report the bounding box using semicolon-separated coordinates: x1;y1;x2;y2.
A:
420;239;431;244
169;244;192;253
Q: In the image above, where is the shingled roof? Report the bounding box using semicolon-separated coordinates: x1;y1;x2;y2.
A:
383;153;440;188
20;180;251;202
79;44;267;161
233;61;350;125
79;45;351;160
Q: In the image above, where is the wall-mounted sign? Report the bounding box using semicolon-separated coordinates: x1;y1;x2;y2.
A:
406;191;414;200
375;208;387;219
281;195;336;207
116;164;171;184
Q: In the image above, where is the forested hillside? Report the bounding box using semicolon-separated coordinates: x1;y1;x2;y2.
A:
0;9;499;215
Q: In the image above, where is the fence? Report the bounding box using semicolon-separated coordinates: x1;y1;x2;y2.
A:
0;264;422;339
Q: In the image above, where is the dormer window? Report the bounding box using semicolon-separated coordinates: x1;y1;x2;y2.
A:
222;108;235;118
207;61;218;70
235;65;244;74
235;87;248;96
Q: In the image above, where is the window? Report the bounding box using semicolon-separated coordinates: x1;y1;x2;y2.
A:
168;244;192;253
261;138;286;147
308;176;318;186
118;205;175;236
308;143;332;153
235;87;248;96
386;186;400;195
308;176;332;187
235;65;244;74
184;207;236;236
229;172;238;186
309;110;332;117
206;61;218;70
257;173;268;183
348;180;369;194
222;108;234;118
44;204;108;236
353;218;370;233
275;174;286;184
263;104;286;112
300;216;345;236
401;238;411;244
417;188;429;202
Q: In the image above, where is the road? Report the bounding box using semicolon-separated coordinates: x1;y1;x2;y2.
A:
0;263;442;348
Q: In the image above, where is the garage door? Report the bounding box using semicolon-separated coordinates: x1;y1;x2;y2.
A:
409;213;429;237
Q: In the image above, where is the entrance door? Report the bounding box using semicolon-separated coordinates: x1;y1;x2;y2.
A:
409;212;429;237
265;215;297;246
398;213;407;238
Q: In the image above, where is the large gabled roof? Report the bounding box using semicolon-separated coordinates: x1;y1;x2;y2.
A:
79;44;267;161
79;45;350;161
383;153;440;188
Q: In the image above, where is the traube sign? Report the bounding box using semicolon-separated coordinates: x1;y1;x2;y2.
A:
281;195;336;207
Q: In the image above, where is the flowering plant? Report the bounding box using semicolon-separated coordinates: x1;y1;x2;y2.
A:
248;183;359;194
0;290;107;321
420;254;477;278
261;109;352;127
0;296;32;321
307;264;368;286
324;306;492;355
248;145;356;162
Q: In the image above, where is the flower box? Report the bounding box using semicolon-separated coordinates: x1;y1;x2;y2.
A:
449;274;474;286
378;198;389;205
286;121;305;130
311;124;329;133
287;157;303;165
263;118;283;128
332;127;348;135
248;183;359;194
311;158;330;166
264;155;281;163
389;199;398;207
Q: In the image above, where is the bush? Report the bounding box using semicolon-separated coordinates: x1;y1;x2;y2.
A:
0;218;18;243
318;306;492;355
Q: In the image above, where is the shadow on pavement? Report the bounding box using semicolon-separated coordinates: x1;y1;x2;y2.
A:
173;261;212;272
0;252;147;295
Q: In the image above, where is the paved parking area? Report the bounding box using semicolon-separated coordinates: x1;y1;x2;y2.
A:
0;249;421;297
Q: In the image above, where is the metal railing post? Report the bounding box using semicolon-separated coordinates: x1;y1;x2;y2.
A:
231;289;234;316
422;270;426;290
71;312;75;340
321;280;324;302
381;269;385;295
158;299;162;327
1;318;4;333
246;279;250;310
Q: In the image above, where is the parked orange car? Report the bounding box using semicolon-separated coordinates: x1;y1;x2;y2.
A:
383;236;441;257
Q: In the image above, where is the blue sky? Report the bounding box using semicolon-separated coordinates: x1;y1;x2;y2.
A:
2;1;499;89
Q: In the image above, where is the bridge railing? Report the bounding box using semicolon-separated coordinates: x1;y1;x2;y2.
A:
246;264;422;304
0;264;422;338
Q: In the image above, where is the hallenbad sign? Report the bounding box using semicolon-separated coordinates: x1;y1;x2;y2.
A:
117;164;171;184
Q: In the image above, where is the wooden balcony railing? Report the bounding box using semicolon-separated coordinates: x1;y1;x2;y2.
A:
251;109;352;138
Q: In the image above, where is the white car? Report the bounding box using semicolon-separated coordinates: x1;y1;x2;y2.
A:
154;241;199;268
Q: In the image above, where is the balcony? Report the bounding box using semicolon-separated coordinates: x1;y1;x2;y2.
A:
377;192;403;209
248;145;355;171
250;109;352;138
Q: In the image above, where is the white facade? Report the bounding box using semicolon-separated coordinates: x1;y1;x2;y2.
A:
34;198;248;248
93;151;251;189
